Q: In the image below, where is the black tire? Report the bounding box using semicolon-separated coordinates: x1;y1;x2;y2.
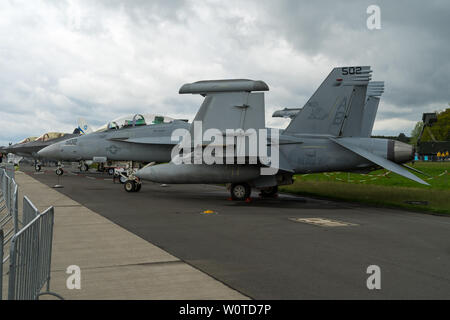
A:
230;183;251;201
135;183;142;192
260;186;278;197
56;168;64;176
124;180;136;192
108;168;115;175
80;164;89;172
35;164;41;172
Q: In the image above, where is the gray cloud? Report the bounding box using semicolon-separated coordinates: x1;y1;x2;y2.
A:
0;0;448;145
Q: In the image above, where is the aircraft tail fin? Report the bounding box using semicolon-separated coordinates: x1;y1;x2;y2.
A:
285;66;372;136
77;118;93;135
360;81;384;137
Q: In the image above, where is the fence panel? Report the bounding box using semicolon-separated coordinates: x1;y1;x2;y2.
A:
0;230;3;300
0;163;15;180
7;207;60;300
23;196;39;227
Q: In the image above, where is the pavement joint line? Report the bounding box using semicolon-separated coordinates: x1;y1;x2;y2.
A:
53;204;84;208
50;259;184;272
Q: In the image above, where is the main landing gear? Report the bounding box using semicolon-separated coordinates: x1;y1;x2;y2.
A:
230;183;252;201
229;183;279;201
259;186;278;198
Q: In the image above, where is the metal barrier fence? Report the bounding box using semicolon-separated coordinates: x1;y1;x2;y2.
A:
8;207;61;300
0;165;61;300
23;196;39;227
0;166;19;258
0;163;15;180
0;229;3;300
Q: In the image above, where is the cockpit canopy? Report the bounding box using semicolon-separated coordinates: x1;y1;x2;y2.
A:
35;132;66;142
95;114;175;132
17;136;38;144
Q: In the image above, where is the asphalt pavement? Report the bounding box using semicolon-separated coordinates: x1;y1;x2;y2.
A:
24;165;450;299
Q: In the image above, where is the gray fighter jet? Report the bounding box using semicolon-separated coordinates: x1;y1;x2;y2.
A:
4;131;81;171
38;114;191;188
135;67;428;200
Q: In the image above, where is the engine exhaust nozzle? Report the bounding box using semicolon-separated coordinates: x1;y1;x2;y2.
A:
387;140;414;164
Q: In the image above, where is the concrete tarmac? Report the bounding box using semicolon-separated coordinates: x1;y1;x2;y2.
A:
23;165;450;299
11;169;246;299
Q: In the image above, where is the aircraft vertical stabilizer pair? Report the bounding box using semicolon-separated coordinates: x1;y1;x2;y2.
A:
135;66;428;200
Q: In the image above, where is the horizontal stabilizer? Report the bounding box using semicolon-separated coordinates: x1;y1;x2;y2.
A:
272;108;302;119
330;138;429;185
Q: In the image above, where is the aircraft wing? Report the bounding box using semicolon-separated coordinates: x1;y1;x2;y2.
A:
330;138;429;185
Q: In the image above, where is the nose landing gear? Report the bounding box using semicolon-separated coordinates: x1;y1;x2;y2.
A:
124;179;142;192
122;161;142;192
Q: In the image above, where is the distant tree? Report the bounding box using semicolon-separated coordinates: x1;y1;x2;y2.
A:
420;108;450;142
410;121;424;146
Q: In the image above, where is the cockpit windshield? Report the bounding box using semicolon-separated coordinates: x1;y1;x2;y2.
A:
95;114;174;132
35;132;66;142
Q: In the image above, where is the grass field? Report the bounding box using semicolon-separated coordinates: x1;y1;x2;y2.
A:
279;161;450;215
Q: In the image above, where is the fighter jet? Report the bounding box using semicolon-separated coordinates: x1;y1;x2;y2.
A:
135;67;428;200
38;114;191;189
4;131;82;171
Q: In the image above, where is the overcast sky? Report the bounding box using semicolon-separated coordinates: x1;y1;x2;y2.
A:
0;0;448;145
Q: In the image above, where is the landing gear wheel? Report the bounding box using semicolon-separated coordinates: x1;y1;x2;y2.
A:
230;183;251;201
56;168;64;176
124;180;136;192
80;163;89;172
108;168;115;175
35;164;41;172
135;183;142;192
260;186;278;198
119;175;127;184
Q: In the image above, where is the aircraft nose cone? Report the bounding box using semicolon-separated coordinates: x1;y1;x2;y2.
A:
38;143;59;159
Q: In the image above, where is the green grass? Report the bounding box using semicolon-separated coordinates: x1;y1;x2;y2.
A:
279;161;450;215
